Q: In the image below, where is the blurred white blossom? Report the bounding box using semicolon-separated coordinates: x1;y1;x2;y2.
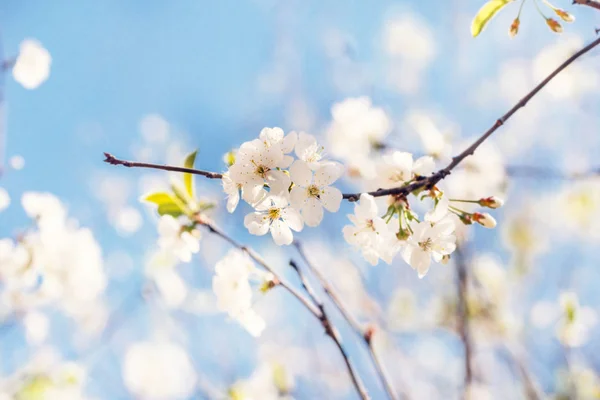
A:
12;39;52;89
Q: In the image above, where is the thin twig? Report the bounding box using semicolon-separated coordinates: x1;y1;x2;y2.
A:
342;36;600;201
289;260;370;400
103;152;223;179
573;0;600;11
454;246;473;399
294;241;402;400
197;218;369;399
506;165;600;180
197;219;319;318
503;344;543;400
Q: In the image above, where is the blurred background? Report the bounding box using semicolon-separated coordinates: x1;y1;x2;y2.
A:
1;1;600;399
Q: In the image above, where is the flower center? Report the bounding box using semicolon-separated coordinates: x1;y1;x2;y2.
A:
268;207;281;220
307;185;320;198
418;238;433;251
255;164;270;178
365;219;375;231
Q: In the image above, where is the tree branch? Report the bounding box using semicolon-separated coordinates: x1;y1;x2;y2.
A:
294;241;403;400
506;165;600;180
573;0;600;11
196;218;369;399
342;36;600;201
454;246;473;398
289;260;370;400
103;152;223;179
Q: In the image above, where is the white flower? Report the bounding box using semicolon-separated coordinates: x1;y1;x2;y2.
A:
289;161;343;227
212;250;267;337
259;127;297;167
342;193;399;265
244;194;303;246
222;171;241;213
0;187;10;212
377;151;435;188
294;132;325;170
123;341;196;400
228;136;287;204
157;215;200;263
12;39;52;89
326;97;391;176
402;213;456;278
557;292;597;347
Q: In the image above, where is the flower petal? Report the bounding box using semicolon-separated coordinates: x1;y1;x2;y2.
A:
290;186;308;209
282;131;298;154
302;198;324;227
244;213;270;236
413;156;435;176
321;186;342;213
289;161;313;187
281;207;304;232
314;162;344;187
270;219;293;245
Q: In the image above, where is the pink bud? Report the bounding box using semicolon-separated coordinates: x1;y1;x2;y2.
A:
473;212;497;229
479;196;504;209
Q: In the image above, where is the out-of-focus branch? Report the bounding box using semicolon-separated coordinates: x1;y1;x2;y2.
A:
454;246;473;398
342;36;600;202
506;165;600;180
289;260;370;400
103;153;223;179
196;218;369;399
503;344;543;400
293;241;404;400
573;0;600;11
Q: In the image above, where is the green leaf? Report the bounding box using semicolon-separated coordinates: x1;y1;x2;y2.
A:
471;0;513;37
183;150;198;197
142;191;186;217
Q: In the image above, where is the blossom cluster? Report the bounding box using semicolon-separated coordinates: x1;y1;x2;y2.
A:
0;192;106;332
223;127;344;245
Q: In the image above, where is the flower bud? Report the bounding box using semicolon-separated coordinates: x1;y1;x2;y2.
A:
546;18;563;33
222;150;236;167
473;212;497;229
479;196;504;209
554;9;574;23
509;18;520;38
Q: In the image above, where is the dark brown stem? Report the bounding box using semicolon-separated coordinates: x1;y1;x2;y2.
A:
506;165;600;180
103;152;223;179
573;0;600;10
454;246;473;398
289;260;370;400
293;241;403;400
342;36;600;202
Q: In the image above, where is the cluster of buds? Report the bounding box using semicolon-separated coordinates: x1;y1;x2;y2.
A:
449;196;504;229
509;0;575;37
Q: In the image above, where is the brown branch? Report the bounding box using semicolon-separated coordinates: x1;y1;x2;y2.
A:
293;241;404;400
196;218;369;399
289;260;370;400
506;165;600;180
342;36;600;202
503;344;543;400
573;0;600;11
103;152;223;179
454;246;473;399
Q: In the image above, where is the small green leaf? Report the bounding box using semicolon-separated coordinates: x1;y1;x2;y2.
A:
142;191;186;217
471;0;513;37
183;150;198;197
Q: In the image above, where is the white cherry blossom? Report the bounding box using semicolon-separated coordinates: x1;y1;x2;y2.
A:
402;204;457;278
343;193;399;265
377;151;435;189
212;250;267;337
244;193;303;246
222;171;242;213
294;132;325;170
228;138;287;204
157;215;200;263
289;160;344;227
12;39;52;89
259;127;297;168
